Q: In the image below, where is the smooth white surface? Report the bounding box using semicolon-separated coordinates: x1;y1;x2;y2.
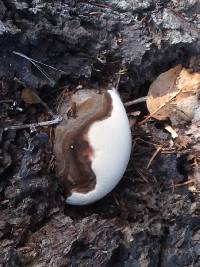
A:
66;89;132;205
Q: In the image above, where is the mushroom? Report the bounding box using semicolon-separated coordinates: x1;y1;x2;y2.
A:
53;87;132;205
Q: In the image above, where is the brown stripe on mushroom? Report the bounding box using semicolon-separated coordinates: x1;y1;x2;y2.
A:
53;89;113;196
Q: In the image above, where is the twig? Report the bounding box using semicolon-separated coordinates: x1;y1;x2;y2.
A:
146;146;162;169
171;180;175;193
0;100;14;104
2;86;62;131
112;193;120;206
3;116;62;131
89;12;102;16
124;96;147;107
134;167;149;183
133;137;160;147
169;178;195;189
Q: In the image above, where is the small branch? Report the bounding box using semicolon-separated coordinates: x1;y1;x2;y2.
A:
134;167;149;183
3;116;62;131
0;100;14;104
124;96;147;107
146;146;162;169
168;178;195;189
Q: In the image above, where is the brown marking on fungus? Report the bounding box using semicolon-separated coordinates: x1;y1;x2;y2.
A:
53;89;113;196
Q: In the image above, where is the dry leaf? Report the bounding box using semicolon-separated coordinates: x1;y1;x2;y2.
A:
147;65;182;120
21;88;40;104
147;65;200;123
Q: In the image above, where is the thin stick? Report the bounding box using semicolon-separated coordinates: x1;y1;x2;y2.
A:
3;115;62;131
134;167;149;183
0;100;14;104
133;137;160;147
168;178;195;188
124;96;147;107
146;146;162;169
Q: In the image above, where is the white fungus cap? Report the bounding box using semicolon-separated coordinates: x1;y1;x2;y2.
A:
66;89;132;205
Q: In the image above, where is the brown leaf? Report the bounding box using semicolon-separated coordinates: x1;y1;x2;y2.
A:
146;65;200;123
21;88;40;104
146;65;182;120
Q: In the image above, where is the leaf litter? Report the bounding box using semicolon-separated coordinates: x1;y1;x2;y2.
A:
146;65;200;124
144;63;200;192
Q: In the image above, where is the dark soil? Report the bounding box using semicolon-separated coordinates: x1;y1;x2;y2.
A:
0;0;200;266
